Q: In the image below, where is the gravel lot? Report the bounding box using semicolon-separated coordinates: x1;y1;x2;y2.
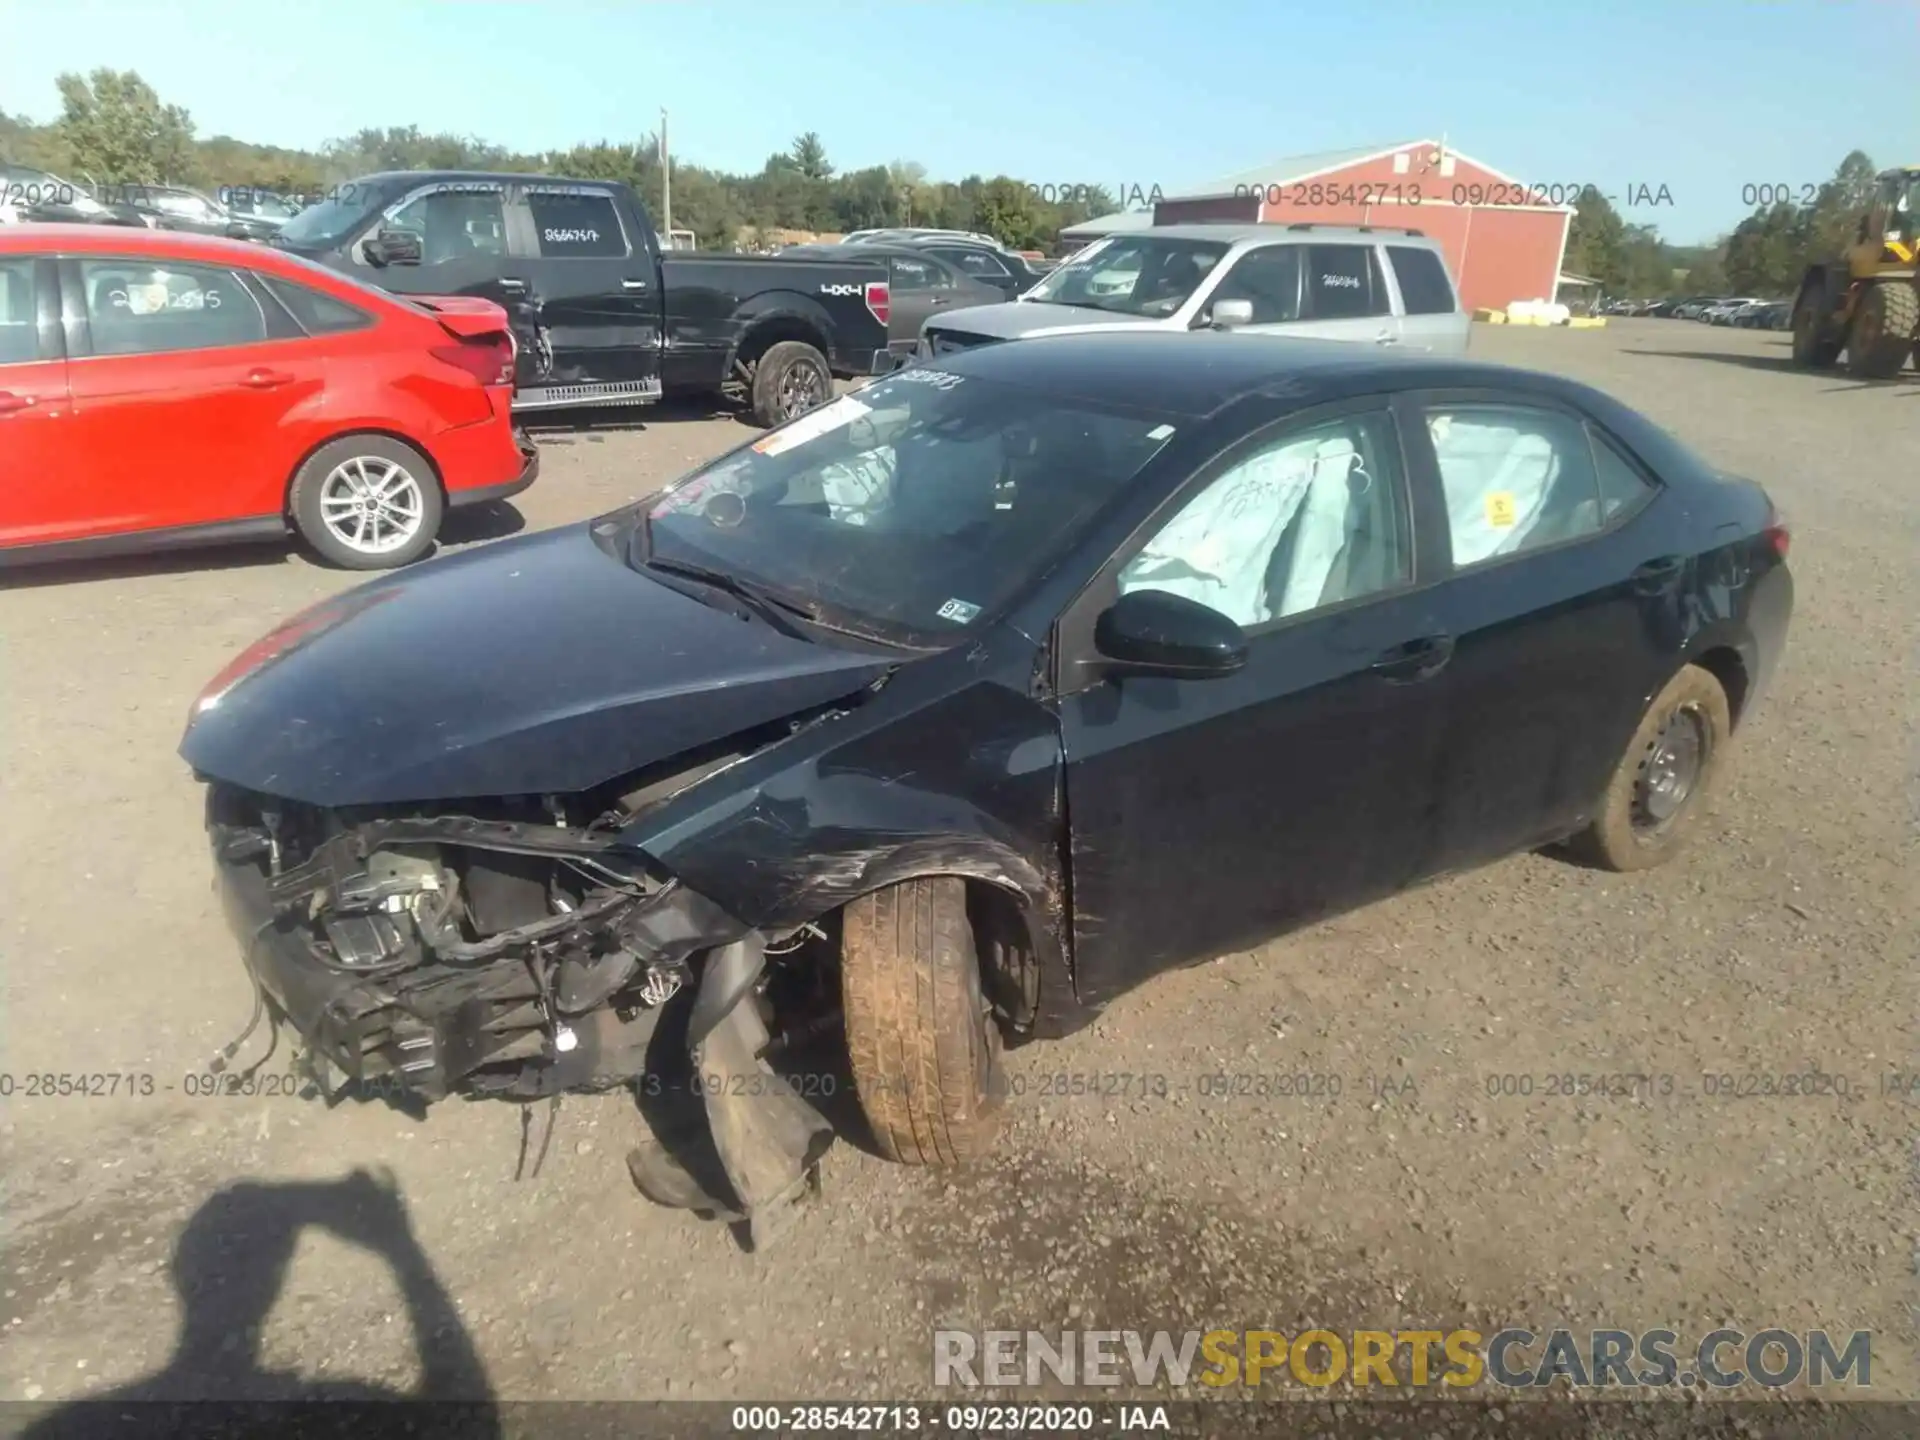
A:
2;321;1915;1413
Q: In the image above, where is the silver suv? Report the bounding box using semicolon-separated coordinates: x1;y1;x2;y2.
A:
920;223;1470;357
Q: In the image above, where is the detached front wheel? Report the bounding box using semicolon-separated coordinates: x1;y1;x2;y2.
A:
840;877;1006;1165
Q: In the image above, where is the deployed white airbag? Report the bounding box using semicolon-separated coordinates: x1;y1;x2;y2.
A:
1119;433;1359;627
1429;415;1559;565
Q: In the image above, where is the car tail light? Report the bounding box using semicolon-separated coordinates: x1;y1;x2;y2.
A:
864;281;890;326
1761;501;1789;558
430;335;514;387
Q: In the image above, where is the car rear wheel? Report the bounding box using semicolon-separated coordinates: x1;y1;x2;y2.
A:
750;340;833;428
1567;664;1731;873
840;877;1006;1165
290;435;443;570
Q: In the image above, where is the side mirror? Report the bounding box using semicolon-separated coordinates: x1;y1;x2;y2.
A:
1093;589;1248;679
365;228;423;267
1208;298;1254;331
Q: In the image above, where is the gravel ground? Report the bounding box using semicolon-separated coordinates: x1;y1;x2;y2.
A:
1;321;1914;1414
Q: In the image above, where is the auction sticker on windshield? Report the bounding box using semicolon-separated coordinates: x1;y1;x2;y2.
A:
936;598;982;624
751;394;873;458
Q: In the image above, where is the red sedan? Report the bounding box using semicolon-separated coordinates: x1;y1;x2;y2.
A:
0;225;537;570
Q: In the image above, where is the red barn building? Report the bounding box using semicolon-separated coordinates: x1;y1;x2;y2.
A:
1150;140;1573;313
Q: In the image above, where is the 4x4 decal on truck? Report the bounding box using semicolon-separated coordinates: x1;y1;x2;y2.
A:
820;283;864;296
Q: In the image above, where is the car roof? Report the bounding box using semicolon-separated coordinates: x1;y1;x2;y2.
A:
918;329;1599;420
0;224;270;261
1094;222;1439;247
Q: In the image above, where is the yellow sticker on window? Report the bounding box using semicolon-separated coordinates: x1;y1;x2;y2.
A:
1485;491;1518;528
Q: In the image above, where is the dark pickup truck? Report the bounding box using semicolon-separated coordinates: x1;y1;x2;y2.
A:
269;171;895;425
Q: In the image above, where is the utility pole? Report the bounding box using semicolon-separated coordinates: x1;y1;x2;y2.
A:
659;108;672;244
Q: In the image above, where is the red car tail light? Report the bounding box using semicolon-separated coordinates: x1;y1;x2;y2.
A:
864;280;890;326
1761;500;1790;558
430;335;514;387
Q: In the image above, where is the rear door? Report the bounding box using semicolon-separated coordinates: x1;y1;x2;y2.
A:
882;252;962;354
58;255;325;539
1405;392;1673;871
509;182;662;395
0;255;77;550
1295;243;1402;347
1384;244;1470;353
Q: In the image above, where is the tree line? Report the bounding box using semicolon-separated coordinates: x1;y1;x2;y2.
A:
1;68;1888;289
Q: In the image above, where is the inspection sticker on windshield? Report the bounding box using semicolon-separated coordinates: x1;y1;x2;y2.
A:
936;598;982;624
1485;490;1518;528
752;394;872;457
1147;424;1177;441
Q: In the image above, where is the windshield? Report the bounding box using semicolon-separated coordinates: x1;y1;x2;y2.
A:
1024;236;1229;316
274;183;393;248
631;370;1180;646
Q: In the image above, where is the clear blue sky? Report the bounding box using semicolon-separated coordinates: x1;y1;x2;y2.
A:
1;0;1908;243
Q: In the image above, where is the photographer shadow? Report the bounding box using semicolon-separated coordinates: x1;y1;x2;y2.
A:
21;1168;499;1440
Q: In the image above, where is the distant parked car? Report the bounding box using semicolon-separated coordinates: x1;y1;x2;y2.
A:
779;242;1003;361
1702;299;1763;325
0;164;134;226
219;186;302;236
882;235;1054;300
105;184;282;243
0;225;536;570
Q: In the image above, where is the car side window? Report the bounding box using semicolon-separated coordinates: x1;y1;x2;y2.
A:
526;190;627;258
1426;405;1609;567
1118;411;1410;629
385;187;509;263
0;259;38;365
934;248;1010;279
1386;246;1456;315
1590;429;1658;522
1205;245;1302;323
1303;245;1386;320
80;260;268;357
260;276;374;336
889;255;950;291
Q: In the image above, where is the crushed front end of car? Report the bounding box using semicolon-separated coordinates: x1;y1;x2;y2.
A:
203;779;837;1248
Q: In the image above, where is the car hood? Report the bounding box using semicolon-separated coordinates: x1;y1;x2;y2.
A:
927;301;1172;341
179;524;898;808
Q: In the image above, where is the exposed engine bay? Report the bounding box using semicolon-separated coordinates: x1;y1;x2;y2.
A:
206;769;843;1247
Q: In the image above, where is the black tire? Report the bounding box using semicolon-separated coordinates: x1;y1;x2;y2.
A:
840;877;1005;1165
289;435;443;570
1842;281;1917;380
749;340;833;428
1566;665;1732;873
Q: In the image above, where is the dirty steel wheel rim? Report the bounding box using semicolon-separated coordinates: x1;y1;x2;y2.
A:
1634;705;1705;833
778;359;828;420
319;457;425;555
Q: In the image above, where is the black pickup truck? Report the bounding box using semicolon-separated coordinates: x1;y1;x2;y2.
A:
268;171;895;425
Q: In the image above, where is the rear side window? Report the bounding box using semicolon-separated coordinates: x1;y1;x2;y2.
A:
1425;405;1611;567
1590;429;1657;521
889;255;952;291
932;247;1010;278
527;190;627;258
79;260;268;357
261;276;374;335
1387;246;1456;315
0;259;37;365
1304;245;1386;320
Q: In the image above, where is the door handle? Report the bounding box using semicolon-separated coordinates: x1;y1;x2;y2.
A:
621;278;649;291
1631;555;1686;590
240;368;294;389
930;296;951;306
1370;633;1454;683
499;278;528;292
1375;331;1401;346
0;391;37;415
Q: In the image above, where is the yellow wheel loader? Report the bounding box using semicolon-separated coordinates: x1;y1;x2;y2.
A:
1791;166;1920;379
